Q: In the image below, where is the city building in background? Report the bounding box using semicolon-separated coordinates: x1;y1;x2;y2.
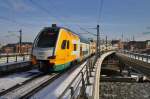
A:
0;42;32;54
111;40;124;50
124;40;150;54
111;39;150;54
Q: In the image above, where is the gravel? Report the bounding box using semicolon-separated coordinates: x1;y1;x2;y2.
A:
100;82;150;99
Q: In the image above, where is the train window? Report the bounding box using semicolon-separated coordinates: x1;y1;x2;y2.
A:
61;40;67;49
36;28;59;48
67;40;69;49
74;44;77;51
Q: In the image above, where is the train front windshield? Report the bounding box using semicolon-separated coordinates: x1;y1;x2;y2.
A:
35;28;59;48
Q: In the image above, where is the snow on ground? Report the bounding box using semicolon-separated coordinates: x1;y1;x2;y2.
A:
31;52;113;99
0;69;40;92
31;61;87;99
86;72;95;97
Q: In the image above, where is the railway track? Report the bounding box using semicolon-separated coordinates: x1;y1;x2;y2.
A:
0;72;42;96
0;55;93;99
0;73;60;99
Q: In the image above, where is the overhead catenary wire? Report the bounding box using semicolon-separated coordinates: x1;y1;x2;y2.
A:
29;0;71;28
1;0;98;41
97;0;104;24
79;26;97;36
0;1;61;27
73;0;104;37
0;0;95;39
44;0;88;29
79;0;104;39
0;16;18;25
30;0;97;38
0;15;42;27
39;0;97;34
96;0;104;56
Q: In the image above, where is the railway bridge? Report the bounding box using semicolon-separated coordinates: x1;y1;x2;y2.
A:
0;50;150;99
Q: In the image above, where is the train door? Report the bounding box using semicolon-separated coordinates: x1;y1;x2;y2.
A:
61;40;67;63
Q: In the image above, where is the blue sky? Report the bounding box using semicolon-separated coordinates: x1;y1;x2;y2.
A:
0;0;150;44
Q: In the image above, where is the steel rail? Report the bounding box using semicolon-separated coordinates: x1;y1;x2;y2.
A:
0;72;43;96
17;59;89;99
0;55;94;99
0;73;59;99
21;73;61;99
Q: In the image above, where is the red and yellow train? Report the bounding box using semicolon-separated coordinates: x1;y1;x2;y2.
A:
31;24;96;72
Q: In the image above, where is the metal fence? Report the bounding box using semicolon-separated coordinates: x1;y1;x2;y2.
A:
58;56;97;99
121;50;150;63
57;51;115;99
0;53;31;64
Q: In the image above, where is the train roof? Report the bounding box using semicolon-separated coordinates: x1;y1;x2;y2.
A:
61;27;90;44
44;25;90;44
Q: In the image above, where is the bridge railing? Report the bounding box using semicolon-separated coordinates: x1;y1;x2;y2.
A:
120;50;150;63
57;51;115;99
0;53;31;64
58;55;97;99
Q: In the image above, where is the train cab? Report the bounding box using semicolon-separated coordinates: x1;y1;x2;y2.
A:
32;24;80;72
